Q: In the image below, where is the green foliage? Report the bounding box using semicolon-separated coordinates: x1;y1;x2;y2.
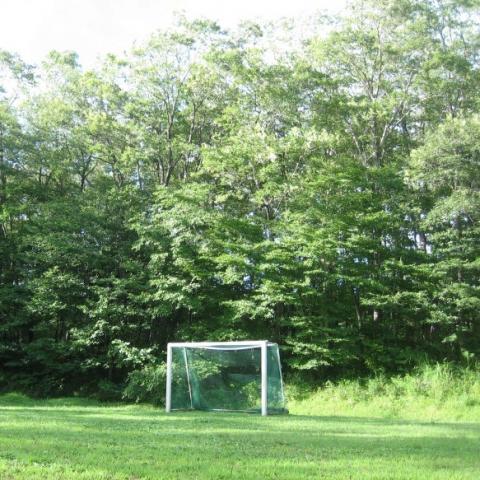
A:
1;1;480;397
123;363;166;405
407;115;480;359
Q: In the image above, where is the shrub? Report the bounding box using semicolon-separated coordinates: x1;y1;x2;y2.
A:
123;364;166;405
96;380;124;401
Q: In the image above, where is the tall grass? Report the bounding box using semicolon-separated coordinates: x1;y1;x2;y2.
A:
2;363;479;422
288;363;480;421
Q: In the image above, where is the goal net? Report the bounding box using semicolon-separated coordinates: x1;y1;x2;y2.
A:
166;341;286;415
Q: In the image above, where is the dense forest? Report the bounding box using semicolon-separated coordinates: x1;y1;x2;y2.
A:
0;0;479;399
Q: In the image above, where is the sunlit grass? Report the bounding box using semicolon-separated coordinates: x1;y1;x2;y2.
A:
288;364;480;422
0;392;479;479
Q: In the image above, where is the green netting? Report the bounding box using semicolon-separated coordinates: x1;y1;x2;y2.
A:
267;343;285;411
170;343;286;414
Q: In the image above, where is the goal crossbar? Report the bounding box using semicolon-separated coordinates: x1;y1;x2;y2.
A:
167;340;275;348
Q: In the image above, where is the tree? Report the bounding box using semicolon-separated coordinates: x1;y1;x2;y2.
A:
407;115;480;361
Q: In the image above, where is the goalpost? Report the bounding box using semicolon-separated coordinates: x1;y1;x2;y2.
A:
165;340;286;416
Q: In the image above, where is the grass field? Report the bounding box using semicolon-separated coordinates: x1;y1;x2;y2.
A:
1;392;479;480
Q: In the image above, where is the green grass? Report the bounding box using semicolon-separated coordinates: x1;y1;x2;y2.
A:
0;390;479;479
288;364;480;422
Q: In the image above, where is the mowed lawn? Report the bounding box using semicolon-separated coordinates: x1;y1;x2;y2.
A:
0;395;479;480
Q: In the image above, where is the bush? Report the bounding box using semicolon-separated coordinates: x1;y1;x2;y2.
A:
123;364;166;406
96;380;124;401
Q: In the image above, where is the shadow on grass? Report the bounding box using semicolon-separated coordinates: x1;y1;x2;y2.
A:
0;392;119;408
2;404;480;432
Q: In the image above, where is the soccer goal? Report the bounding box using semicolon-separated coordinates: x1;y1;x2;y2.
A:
165;340;286;416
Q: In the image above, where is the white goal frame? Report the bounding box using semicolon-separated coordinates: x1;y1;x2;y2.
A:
165;340;280;416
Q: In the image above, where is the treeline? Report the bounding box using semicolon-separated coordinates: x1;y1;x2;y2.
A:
1;0;479;397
